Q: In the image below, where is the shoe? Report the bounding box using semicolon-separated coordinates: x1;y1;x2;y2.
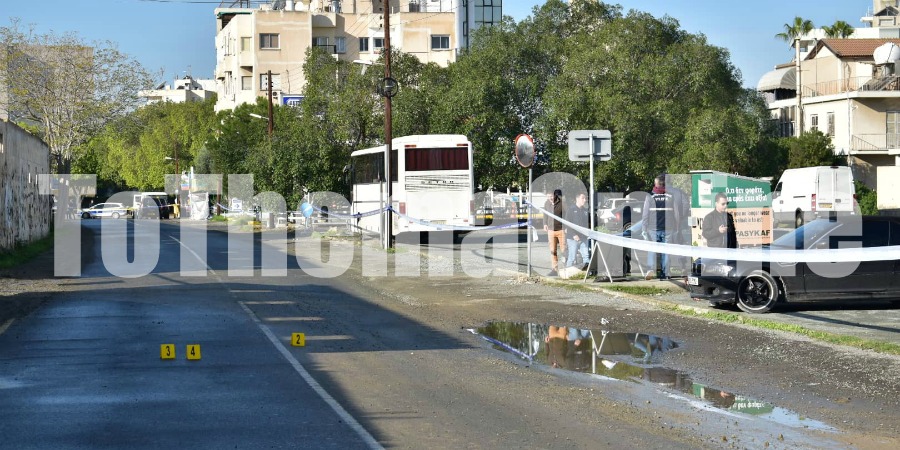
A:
581;263;589;271
645;273;655;280
658;276;670;281
548;270;558;277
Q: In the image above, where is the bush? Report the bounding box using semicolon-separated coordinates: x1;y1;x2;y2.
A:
855;181;878;215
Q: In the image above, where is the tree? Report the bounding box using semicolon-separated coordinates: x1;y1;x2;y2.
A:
785;130;841;169
823;20;855;39
0;18;154;173
775;16;814;47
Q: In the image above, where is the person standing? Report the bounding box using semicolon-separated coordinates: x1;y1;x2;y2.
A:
702;192;738;248
565;192;591;270
641;175;682;280
543;189;567;276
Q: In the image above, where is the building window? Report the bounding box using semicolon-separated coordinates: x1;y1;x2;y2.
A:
359;37;369;52
335;37;346;54
241;76;252;90
260;33;279;49
810;114;818;132
827;112;835;137
312;36;329;47
887;111;900;148
240;37;251;52
225;71;233;96
260;73;281;91
431;35;450;50
475;0;503;27
373;37;384;51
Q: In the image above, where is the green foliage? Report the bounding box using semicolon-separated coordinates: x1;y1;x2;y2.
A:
784;130;841;170
775;16;814;46
74;98;217;191
823;20;855;39
0;233;53;269
855;181;879;215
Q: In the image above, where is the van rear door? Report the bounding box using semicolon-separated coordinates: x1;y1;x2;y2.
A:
816;167;853;212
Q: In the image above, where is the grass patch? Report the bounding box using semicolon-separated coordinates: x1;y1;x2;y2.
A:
603;285;671;296
544;280;595;292
663;305;900;356
0;234;54;269
209;215;228;222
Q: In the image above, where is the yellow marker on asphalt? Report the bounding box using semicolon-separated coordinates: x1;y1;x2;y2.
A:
291;333;305;347
160;344;175;360
186;344;201;360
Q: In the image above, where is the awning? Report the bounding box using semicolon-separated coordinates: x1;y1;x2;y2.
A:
757;66;797;91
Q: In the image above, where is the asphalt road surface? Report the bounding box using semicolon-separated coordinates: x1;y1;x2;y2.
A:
1;220;898;449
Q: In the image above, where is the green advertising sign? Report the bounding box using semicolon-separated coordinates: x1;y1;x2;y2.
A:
691;171;771;208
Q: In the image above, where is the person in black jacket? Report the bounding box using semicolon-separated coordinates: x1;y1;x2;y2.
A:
702;192;738;248
565;192;591;270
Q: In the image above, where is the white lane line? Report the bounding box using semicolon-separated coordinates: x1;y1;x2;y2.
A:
239;302;383;450
0;319;15;336
170;234;382;449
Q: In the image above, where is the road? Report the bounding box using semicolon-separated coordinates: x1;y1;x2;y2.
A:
0;219;898;449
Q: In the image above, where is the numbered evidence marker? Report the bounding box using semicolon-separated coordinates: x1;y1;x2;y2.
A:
186;344;202;360
160;344;176;360
291;332;306;347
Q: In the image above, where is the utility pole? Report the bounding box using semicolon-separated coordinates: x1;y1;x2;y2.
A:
383;0;393;249
267;69;274;136
795;38;803;137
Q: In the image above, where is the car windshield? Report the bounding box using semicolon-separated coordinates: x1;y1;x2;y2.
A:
770;220;842;250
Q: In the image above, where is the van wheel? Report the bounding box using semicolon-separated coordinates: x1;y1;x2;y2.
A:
736;270;779;313
794;211;804;228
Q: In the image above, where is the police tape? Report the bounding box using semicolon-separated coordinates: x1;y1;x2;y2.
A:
527;202;900;263
307;204;386;219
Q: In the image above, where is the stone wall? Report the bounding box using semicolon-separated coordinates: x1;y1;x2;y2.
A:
0;120;51;252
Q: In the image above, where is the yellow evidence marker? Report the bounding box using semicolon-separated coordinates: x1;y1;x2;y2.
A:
161;344;175;360
186;344;202;360
291;333;306;347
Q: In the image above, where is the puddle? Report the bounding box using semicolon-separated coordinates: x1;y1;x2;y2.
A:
469;321;835;432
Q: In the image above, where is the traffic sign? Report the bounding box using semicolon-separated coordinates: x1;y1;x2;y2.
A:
568;130;611;161
514;134;535;168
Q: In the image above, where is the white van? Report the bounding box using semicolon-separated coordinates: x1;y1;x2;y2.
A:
772;166;855;227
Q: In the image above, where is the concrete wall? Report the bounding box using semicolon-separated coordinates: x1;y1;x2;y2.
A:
0;120;51;252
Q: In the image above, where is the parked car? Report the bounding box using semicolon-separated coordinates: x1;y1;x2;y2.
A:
80;202;131;219
134;194;171;219
771;166;855;228
597;197;644;230
688;215;900;313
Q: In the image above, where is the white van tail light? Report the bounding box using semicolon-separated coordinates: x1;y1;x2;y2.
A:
811;193;817;212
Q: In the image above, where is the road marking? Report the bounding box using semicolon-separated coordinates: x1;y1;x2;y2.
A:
0;319;14;336
170;234;382;449
239;302;382;449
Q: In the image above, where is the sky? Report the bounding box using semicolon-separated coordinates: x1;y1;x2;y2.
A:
0;0;875;88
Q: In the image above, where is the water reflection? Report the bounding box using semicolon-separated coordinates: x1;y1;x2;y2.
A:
470;321;834;431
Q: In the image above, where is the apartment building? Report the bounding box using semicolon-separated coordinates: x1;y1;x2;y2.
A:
139;75;217;105
213;0;502;112
757;1;900;204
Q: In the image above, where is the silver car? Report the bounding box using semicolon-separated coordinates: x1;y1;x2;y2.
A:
80;202;131;219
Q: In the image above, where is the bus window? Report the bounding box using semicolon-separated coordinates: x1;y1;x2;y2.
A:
405;147;469;171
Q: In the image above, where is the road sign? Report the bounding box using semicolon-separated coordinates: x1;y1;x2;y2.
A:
568;130;611;161
514;134;535;168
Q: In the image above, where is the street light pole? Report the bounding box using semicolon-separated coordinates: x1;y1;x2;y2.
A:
383;0;393;249
267;69;274;137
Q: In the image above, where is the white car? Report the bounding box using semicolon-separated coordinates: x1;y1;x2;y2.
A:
80;202;131;219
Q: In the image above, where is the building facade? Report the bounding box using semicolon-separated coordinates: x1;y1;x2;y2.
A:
758;1;900;195
213;0;501;112
139;75;217;105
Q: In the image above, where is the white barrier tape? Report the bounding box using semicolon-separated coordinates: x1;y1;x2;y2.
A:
308;204;385;219
390;208;526;231
528;202;900;263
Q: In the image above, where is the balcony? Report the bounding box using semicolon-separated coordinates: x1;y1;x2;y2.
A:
851;133;900;152
802;76;900;97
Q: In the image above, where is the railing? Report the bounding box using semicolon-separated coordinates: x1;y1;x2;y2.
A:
851;133;900;152
801;75;900;97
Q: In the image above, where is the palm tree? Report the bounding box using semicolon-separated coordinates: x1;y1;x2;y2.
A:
823;20;855;39
776;16;815;48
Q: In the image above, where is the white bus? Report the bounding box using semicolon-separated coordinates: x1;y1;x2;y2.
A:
350;134;474;235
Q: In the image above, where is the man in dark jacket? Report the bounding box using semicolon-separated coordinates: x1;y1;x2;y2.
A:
543;189;566;276
565;192;591;270
641;175;683;280
702;192;738;248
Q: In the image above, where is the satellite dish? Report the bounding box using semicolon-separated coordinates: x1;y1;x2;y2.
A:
514;134;535;169
873;42;900;65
